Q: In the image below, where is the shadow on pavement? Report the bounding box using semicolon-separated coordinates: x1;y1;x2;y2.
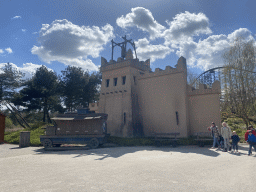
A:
33;143;254;159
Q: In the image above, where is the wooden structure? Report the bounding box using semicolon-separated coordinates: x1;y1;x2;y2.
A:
0;112;6;144
40;110;109;149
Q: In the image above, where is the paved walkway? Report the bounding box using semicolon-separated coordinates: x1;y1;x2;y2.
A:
0;144;255;192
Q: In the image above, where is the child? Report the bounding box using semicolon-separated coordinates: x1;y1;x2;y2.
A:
231;131;240;153
247;130;256;156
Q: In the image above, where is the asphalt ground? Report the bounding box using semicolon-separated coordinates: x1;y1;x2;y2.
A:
0;143;255;192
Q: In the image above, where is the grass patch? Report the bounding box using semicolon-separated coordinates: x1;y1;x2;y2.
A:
4;124;48;146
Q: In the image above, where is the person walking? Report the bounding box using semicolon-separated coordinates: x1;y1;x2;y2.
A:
221;122;232;152
231;131;240;153
208;122;220;149
244;125;256;142
246;130;256;156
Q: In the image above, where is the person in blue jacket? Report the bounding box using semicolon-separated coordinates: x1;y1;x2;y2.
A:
247;130;256;156
231;131;240;153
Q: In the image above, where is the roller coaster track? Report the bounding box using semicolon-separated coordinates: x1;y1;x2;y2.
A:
191;66;256;88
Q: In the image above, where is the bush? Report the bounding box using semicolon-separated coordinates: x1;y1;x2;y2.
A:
5;117;14;128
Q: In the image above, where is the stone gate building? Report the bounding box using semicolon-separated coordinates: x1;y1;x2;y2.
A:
96;48;221;138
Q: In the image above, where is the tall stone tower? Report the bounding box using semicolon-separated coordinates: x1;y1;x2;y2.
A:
99;48;151;137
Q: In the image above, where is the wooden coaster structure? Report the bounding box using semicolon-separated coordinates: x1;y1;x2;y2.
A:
1;100;31;129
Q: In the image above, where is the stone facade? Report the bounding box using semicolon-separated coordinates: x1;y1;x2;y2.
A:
96;49;221;137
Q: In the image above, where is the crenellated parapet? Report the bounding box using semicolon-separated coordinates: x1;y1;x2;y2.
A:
138;56;187;80
187;80;221;96
100;49;151;72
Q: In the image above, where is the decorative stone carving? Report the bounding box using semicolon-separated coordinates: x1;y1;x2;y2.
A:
125;49;133;60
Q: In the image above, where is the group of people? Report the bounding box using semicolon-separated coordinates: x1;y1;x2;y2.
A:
208;122;256;156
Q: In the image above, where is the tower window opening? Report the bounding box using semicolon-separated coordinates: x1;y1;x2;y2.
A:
122;76;126;85
114;78;118;86
133;76;136;85
176;111;179;125
106;79;110;87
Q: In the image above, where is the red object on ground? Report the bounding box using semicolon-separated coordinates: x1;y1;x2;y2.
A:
0;113;6;144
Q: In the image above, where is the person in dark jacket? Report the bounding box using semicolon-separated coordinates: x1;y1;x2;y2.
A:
208;122;220;149
231;131;240;153
247;130;256;156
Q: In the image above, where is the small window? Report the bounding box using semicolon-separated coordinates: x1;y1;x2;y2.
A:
133;76;136;85
122;76;126;85
106;79;110;87
124;112;126;125
114;78;118;86
176;111;179;125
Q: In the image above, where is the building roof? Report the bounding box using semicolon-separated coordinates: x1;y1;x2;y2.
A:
51;113;108;121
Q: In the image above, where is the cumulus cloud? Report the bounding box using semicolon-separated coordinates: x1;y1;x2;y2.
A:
227;28;255;42
12;16;21;19
5;47;13;54
0;49;3;54
164;11;212;45
135;38;173;62
22;29;26;32
31;19;114;71
179;28;255;70
116;7;165;40
176;40;198;67
0;62;52;80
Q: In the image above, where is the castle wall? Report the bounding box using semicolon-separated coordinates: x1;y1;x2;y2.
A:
98;51;222;138
188;81;221;134
136;69;189;137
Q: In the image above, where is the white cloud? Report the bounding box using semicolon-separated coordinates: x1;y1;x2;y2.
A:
0;49;3;54
176;40;198;67
12;16;21;19
227;28;254;42
31;19;114;71
176;28;256;70
0;63;52;80
116;7;165;40
5;47;13;54
22;29;26;32
164;11;212;45
135;38;173;62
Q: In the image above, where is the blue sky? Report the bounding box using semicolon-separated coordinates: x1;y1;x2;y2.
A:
0;0;256;79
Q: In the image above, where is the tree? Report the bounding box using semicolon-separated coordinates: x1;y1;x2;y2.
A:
82;71;102;105
0;63;24;101
17;66;63;123
222;37;256;127
60;66;101;111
